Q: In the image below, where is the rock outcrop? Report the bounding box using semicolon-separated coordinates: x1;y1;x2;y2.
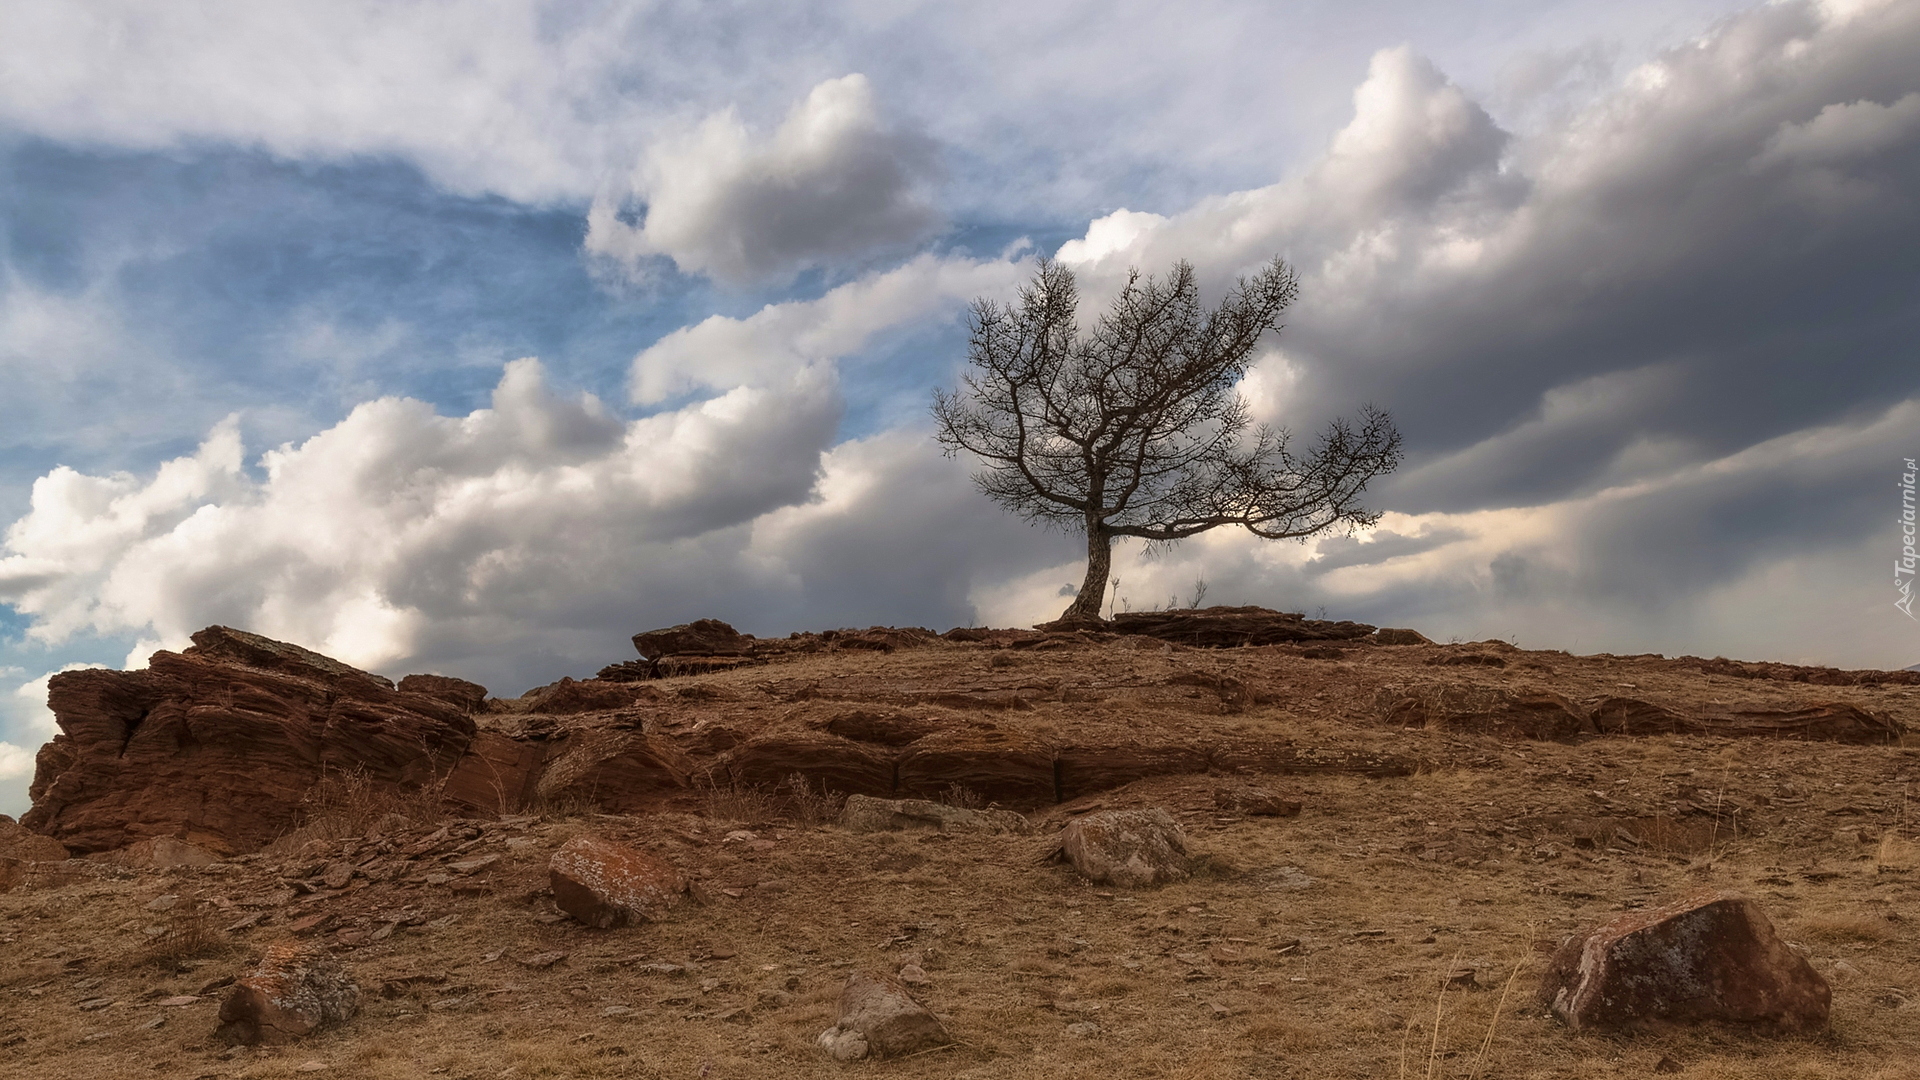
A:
1539;892;1830;1032
549;836;687;928
1059;808;1192;887
818;970;950;1060
1108;606;1376;647
216;942;361;1045
632;618;751;660
0;814;68;862
21;626;486;855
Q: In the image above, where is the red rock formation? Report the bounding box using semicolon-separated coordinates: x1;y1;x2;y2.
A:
632;618;750;660
896;728;1057;805
22;626;479;854
549;836;687;928
1540;892;1830;1032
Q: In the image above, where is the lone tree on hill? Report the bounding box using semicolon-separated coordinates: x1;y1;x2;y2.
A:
933;256;1402;622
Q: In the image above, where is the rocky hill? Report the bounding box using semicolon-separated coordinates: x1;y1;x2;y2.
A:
2;612;1917;1078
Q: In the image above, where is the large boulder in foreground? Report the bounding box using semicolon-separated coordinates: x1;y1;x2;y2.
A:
1059;808;1191;887
216;943;360;1045
21;626;486;854
1540;892;1830;1032
549;836;687;928
817;970;950;1060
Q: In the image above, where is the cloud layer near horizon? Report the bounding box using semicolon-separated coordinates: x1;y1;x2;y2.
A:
2;0;1918;815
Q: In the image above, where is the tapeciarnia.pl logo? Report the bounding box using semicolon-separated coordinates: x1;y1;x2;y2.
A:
1900;457;1918;620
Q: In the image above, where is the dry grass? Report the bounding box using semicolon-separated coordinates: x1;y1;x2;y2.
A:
266;766;448;855
3;637;1919;1078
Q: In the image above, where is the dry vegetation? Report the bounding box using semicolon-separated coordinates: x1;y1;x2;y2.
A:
3;635;1918;1079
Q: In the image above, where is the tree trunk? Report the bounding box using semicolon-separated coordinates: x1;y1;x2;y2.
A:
1061;523;1112;621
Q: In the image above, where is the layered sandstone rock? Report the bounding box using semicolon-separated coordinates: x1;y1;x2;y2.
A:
216;942;361;1045
22;626;481;854
549;836;687;928
1539;892;1830;1032
632;618;750;660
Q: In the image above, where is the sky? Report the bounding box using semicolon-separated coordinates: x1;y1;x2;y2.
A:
2;0;1918;815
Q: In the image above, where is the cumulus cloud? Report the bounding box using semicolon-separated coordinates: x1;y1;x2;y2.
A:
628;251;1026;403
1029;0;1920;664
586;75;941;285
0;358;842;676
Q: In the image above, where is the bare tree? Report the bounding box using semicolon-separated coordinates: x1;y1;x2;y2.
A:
933;256;1402;622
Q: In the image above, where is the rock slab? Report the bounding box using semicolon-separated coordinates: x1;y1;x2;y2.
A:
549;836;687;928
632;618;749;660
1060;808;1191;887
820;970;950;1059
1539;891;1830;1032
217;942;361;1045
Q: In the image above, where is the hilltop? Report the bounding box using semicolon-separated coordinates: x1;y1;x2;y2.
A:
1;612;1917;1079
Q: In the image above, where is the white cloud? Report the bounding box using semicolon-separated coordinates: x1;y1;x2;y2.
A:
629;251;1027;404
0;742;34;783
587;75;942;285
0;358;841;674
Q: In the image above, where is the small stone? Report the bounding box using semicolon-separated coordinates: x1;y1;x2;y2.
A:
896;963;930;986
1065;1021;1101;1038
816;1026;869;1062
296;1061;328;1072
141;1015;167;1030
449;855;499;875
601;1005;633;1017
145;894;180;912
321;863;354;890
77;997;114;1011
158;995;200;1007
519;952;568;969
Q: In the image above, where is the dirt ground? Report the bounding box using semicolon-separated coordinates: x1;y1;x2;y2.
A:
3;636;1918;1079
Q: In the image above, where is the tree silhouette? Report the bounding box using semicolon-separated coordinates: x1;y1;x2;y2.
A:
933;257;1402;622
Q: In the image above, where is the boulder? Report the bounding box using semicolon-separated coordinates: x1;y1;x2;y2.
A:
839;794;1032;835
819;970;950;1059
216;942;361;1045
0;815;69;862
1109;606;1375;647
549;836;687;928
21;626;478;855
1059;808;1191;887
1373;627;1433;645
1539;892;1830;1032
632;619;749;660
